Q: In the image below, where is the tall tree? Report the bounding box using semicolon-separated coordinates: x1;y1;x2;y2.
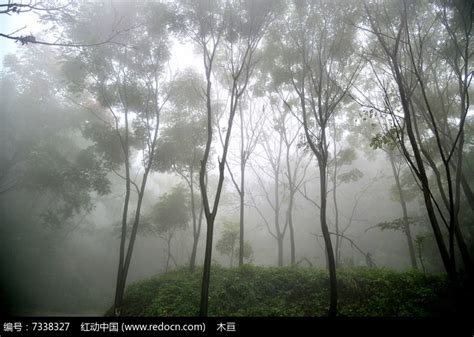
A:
0;47;111;227
0;45;113;316
346;107;419;269
362;0;473;288
251;108;289;267
59;1;173;316
153;70;207;272
280;108;311;266
176;0;276;316
250;102;310;266
269;0;361;316
216;222;253;267
328;140;364;267
146;185;191;273
376;143;418;270
218;91;265;267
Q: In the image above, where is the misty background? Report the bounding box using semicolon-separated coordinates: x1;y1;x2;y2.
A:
0;0;472;316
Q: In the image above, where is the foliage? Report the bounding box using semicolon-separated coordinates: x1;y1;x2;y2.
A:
152;117;207;174
147;185;191;235
216;223;253;267
375;217;418;233
0;47;111;229
109;266;448;317
369;128;400;150
337;169;364;184
152;70;207;175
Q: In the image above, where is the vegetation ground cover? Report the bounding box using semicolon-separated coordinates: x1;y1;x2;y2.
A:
109;266;448;317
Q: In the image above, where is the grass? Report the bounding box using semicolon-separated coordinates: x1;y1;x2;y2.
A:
107;265;449;317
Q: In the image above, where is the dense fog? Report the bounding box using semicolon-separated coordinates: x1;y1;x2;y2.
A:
0;0;472;318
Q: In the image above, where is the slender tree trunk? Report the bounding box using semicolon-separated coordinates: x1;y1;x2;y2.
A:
189;164;202;273
460;173;474;210
199;70;215;316
284;135;297;266
452;15;474;274
190;204;204;272
114;109;131;317
239;163;245;267
297;74;337;317
200;65;239;317
230;241;235;268
416;239;426;274
165;234;173;273
388;152;418;269
364;1;456;278
117;169;151;306
274;170;284;267
453;129;473;274
200;214;214;316
189;165;197;271
239;105;245;267
392;55;456;281
332;124;340;266
288;192;296;266
114;82;162;315
319;157;338;317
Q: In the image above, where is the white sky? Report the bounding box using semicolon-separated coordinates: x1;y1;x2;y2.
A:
0;10;42;68
169;40;201;72
0;9;202;73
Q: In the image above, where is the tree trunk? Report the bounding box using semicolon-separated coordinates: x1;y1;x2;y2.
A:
239;160;245;267
319;159;338;317
230;240;235;268
200;215;214;316
332;125;340;267
165;234;173;273
277;234;284;267
117;169;151;309
114;108;131;317
199;71;214;316
388;152;418;270
238;104;246;267
189;211;201;273
391;54;455;281
461;173;474;210
189;164;203;273
288;197;296;266
274;167;284;267
200;64;240;317
453;129;473;274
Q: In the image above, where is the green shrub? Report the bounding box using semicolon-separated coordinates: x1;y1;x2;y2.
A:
108;265;447;317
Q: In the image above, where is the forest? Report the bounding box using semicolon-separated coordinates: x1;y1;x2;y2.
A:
0;0;473;321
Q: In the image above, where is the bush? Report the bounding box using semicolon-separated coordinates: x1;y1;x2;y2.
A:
108;265;447;317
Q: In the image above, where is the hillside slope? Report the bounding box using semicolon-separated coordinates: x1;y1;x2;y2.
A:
108;266;448;316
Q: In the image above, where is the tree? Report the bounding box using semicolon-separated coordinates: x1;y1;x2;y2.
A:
0;1;128;47
269;0;361;316
362;0;473;291
329;144;364;267
0;47;111;227
382;145;418;269
152;69;207;272
59;1;173;316
347;107;419;269
176;0;276;316
251;108;289;267
216;222;253;267
218;89;265;267
280;107;311;266
250;102;310;267
146;185;191;273
0;43;114;316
